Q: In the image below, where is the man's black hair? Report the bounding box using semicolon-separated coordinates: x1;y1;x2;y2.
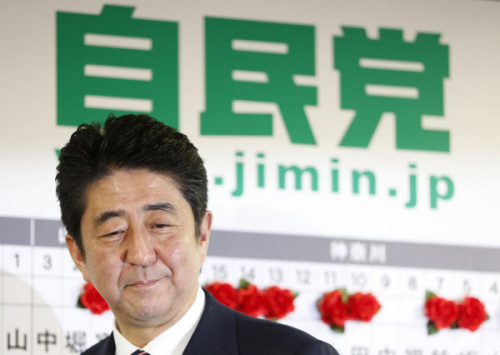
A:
55;114;208;257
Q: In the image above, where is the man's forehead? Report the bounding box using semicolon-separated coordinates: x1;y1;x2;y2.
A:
90;169;179;193
83;169;185;216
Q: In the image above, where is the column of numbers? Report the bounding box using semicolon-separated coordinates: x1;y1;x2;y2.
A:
33;246;63;307
2;245;32;354
2;245;32;305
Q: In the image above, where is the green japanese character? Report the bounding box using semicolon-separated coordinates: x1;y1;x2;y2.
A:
334;27;450;152
57;5;178;127
202;17;317;145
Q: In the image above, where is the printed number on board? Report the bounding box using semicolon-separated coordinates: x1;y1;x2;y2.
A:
212;264;228;280
297;269;311;285
352;273;367;288
324;271;338;287
240;266;255;282
408;276;418;291
381;274;391;289
268;268;283;283
463;279;472;295
43;254;52;270
490;281;498;295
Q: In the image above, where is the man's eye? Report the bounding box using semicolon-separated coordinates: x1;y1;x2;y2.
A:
153;224;169;229
102;230;124;238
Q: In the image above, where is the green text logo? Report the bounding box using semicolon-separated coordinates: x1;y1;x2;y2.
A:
57;5;178;127
201;18;317;145
56;5;452;153
334;27;450;152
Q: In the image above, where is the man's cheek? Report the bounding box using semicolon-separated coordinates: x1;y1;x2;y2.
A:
160;240;183;262
90;259;121;285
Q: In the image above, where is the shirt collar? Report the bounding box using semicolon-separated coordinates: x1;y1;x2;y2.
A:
114;287;206;355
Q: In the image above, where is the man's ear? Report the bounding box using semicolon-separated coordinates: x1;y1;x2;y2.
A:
65;235;90;282
198;211;212;263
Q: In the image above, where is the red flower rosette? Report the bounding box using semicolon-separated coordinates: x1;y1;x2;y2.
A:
78;283;110;315
205;281;237;309
458;297;489;331
424;291;489;334
319;289;382;333
425;295;459;331
206;280;298;320
236;280;266;317
263;286;296;320
348;292;381;322
318;289;350;332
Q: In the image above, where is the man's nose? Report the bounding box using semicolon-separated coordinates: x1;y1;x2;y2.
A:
123;226;157;267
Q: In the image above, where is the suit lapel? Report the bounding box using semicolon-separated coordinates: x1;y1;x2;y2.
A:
102;335;116;355
183;290;239;355
85;334;115;355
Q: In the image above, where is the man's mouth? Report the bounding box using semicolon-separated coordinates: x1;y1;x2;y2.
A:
128;279;160;288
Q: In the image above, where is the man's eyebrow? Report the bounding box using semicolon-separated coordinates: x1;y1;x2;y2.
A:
94;210;125;227
143;202;176;214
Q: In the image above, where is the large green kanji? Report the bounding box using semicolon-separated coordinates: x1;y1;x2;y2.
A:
334;27;450;152
201;17;317;145
57;5;178;127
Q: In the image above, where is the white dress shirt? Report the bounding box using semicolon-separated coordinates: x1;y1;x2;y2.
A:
113;287;205;355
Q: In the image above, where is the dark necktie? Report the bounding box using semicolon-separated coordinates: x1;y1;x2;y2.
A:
131;350;151;355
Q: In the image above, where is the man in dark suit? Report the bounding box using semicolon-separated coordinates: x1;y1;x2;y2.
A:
56;114;338;355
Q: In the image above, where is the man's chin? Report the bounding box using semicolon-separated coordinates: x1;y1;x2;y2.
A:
121;302;173;326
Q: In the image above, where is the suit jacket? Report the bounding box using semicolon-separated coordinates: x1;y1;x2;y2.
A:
82;290;339;355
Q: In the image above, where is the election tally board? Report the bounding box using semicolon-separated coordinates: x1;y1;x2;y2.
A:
1;216;499;354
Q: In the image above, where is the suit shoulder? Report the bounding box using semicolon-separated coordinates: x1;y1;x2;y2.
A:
234;313;338;355
81;336;112;355
235;313;313;342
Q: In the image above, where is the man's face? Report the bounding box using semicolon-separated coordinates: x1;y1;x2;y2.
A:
66;169;211;330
